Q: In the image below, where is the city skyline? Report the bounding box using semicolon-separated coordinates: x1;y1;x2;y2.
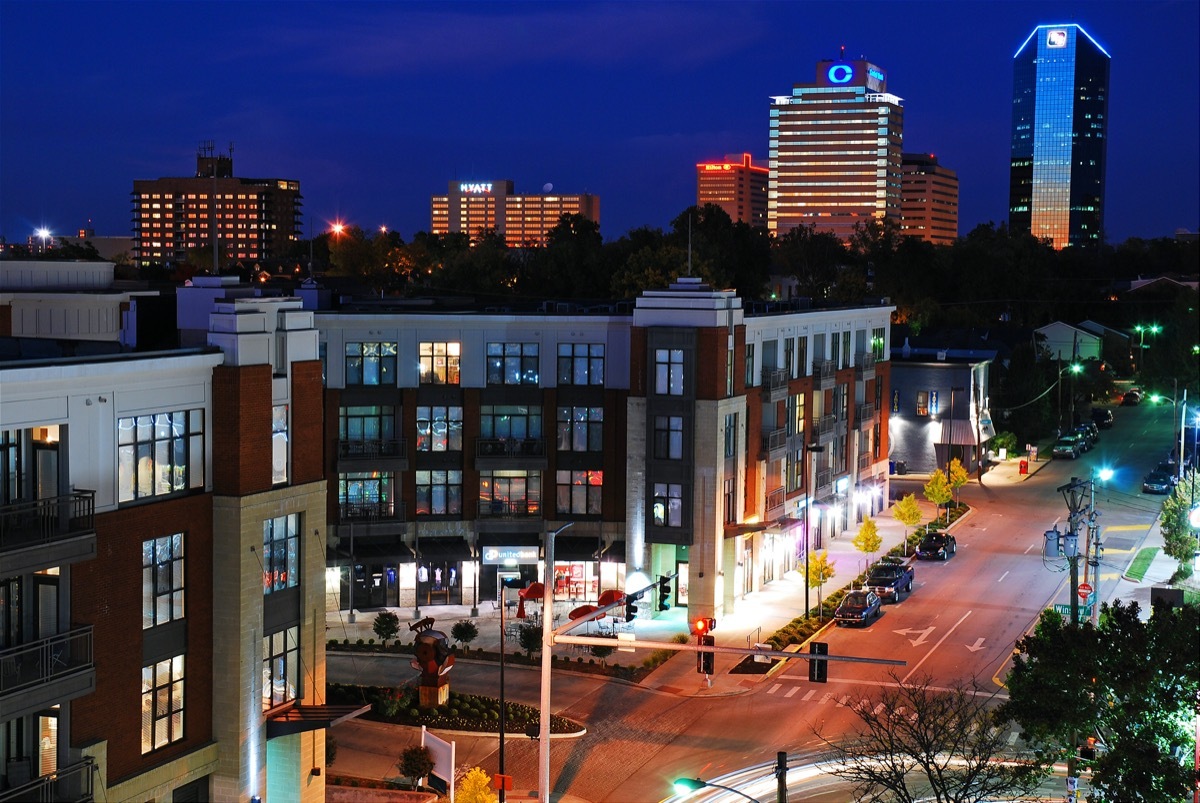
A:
1;1;1197;248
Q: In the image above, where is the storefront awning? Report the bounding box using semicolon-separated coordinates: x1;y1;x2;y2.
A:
554;535;606;561
938;419;986;446
416;537;472;561
266;703;370;739
723;521;770;538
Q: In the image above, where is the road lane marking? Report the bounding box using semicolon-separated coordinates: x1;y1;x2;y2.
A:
901;610;973;684
1105;524;1149;532
965;637;986;652
785;686;800;698
768;683;781;695
802;689;816;701
893;625;935;646
1024;543;1036;554
997;571;1009;583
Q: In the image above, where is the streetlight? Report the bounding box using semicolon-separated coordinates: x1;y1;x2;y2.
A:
804;442;825;618
672;777;763;803
1134;323;1162;351
35;227;51;254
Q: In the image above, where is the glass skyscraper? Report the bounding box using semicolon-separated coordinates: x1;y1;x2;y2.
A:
1009;24;1110;249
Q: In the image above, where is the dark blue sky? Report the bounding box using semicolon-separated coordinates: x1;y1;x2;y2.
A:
2;1;1197;246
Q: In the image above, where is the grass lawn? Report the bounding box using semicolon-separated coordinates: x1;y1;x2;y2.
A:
1124;547;1159;582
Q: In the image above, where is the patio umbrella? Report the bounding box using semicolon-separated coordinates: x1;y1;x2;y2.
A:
516;581;545;619
597;588;625;607
568;604;604;633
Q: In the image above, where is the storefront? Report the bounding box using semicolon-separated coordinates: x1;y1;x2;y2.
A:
414;537;472;607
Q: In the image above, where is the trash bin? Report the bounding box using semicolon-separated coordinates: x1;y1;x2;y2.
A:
896;461;907;475
1019;460;1028;475
889;460;896;475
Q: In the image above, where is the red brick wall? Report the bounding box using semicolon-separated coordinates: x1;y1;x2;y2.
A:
876;363;891;458
324;388;342;527
290;360;324;486
71;494;214;784
695;328;727;400
212;363;272;496
629;328;646;397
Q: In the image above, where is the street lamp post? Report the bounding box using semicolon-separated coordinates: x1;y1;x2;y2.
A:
672;777;764;803
538;521;574;802
804;442;825;618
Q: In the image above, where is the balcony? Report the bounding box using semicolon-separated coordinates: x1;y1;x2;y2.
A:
0;491;97;577
814;468;833;500
476;499;542;534
336;438;408;472
856;403;877;430
760;428;787;462
0;757;95;803
337;500;406;541
765;487;786;519
0;626;96;723
761;367;789;403
816;414;837;446
856;352;876;381
475;438;548;471
858;452;874;471
817;359;836;390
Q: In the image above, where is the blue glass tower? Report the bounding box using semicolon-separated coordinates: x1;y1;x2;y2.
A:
1009;24;1110;249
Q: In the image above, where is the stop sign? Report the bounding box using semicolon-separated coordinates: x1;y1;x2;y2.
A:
1078;583;1094;600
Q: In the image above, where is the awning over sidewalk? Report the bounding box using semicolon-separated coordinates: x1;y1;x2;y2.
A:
416;537;472;561
938;419;990;446
266;703;370;739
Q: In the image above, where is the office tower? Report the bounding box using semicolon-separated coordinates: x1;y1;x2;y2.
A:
431;181;600;247
900;153;959;245
696;153;769;227
132;142;302;267
1009;24;1110;249
769;55;904;242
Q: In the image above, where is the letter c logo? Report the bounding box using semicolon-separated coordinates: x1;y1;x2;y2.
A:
827;64;853;84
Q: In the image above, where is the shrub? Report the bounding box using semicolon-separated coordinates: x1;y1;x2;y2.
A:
451;619;479;648
372;610;401;647
356;638;365;646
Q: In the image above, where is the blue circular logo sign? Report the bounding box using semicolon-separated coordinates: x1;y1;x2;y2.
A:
827;64;854;84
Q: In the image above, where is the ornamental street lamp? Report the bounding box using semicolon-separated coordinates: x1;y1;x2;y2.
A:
672;777;763;803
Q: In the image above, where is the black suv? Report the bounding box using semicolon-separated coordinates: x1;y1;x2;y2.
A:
1091;408;1114;429
916;531;957;561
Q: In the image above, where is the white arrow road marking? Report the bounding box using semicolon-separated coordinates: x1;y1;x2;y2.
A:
893;625;936;647
901;610;973;684
966;637;986;653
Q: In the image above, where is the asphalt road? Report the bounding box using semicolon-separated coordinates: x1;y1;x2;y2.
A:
328;402;1178;801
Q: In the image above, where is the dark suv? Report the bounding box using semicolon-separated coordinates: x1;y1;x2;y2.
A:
1091;408;1114;429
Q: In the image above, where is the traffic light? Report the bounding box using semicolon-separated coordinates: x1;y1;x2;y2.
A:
691;617;716;636
1079;736;1097;761
624;592;641;622
656;575;672;611
697;634;715;674
808;641;828;683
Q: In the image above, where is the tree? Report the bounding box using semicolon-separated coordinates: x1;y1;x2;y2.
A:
947;457;970;506
816;673;1049;803
893;493;924;556
805;550;836;620
517;623;543;659
450;619;480;649
852;517;882;574
923;469;953;523
372;610;400;647
398;744;435;790
998;602;1199;802
1160;468;1197;570
457;766;498;803
591;641;616;664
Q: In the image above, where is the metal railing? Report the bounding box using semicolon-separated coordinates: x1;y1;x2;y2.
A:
338;500;404;522
337;438;406;459
477;499;542;518
0;491;96;553
815;468;833;498
760;428;787;455
817;415;837;437
0;626;93;697
856;352;876;377
856;403;876;428
761;367;788;395
817;359;837;387
765;487;786;515
476;438;547;459
0;757;95;802
858;452;873;470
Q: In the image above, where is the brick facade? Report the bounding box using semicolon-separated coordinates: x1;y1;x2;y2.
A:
212;363;273;496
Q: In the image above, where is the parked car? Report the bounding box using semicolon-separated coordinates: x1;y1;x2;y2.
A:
834;590;882;626
1052;435;1084;459
1154;462;1180;487
1073;425;1096;450
1091;408;1114;429
866;558;914;604
1142;470;1173;494
1121;390;1142;406
916;531;957;560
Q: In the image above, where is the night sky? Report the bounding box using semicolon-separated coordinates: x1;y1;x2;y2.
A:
2;1;1197;247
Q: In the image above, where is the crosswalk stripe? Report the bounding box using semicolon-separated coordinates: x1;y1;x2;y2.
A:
802;689;816;701
873;703;886;715
1007;731;1019;746
785;686;800;698
768;683;781;695
837;695;850;707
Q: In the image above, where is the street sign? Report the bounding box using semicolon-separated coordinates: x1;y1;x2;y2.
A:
1077;583;1093;600
1053;603;1093;618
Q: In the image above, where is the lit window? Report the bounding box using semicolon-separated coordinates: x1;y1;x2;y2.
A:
556;469;602;515
557;343;604;385
262;626;298;711
142;533;184;629
345;342;396;386
419;342;461;385
655;349;684;396
487;343;539;385
272;405;288;485
118;410;204;503
415;470;462;516
141;655;184;753
652;483;683;527
263;514;299;594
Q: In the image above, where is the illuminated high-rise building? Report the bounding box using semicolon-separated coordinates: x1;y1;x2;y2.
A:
769;55;903;242
131;143;302;268
900;153;959;246
431;180;599;246
696;153;769;227
1009;24;1110;249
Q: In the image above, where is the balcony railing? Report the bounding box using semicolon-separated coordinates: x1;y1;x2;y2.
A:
856;403;876;429
761;367;788;402
760;428;787;459
0;491;96;554
858;452;873;471
476;438;547;459
337;438;406;459
816;414;837;444
338;500;405;523
0;626;94;698
765;487;786;517
815;468;833;498
478;499;542;518
856;352;876;380
0;757;95;803
817;359;837;389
